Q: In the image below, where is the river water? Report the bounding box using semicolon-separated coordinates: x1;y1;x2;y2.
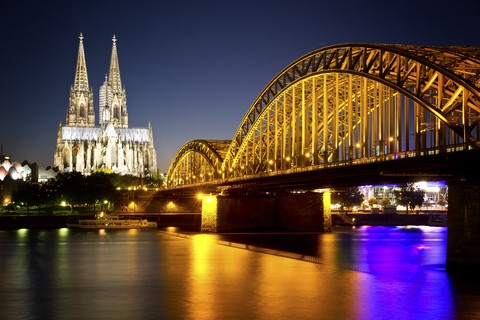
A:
0;226;479;320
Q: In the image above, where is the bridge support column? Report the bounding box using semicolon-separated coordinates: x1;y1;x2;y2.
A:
447;179;480;273
200;192;330;232
201;194;276;232
200;195;219;232
323;190;332;232
276;192;329;232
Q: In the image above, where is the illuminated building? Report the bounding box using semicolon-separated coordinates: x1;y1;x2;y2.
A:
54;34;157;176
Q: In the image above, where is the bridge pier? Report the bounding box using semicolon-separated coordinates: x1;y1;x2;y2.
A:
447;179;480;274
201;191;331;233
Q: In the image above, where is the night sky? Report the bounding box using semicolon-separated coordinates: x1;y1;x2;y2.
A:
1;0;479;173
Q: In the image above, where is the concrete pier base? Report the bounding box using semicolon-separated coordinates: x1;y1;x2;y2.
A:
201;192;329;233
447;180;480;274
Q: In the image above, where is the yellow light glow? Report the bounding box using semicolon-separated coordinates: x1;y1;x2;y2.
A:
61;201;66;207
197;193;204;200
201;196;218;232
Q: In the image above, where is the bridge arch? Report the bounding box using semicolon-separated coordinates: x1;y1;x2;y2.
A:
167;139;230;186
222;43;480;176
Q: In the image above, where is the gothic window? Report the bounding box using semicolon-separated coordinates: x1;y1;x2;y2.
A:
62;148;71;170
72;147;78;170
144;150;150;168
79;104;86;118
114;105;120;120
111;144;117;167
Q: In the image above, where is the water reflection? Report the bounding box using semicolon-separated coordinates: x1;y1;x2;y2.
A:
0;226;478;319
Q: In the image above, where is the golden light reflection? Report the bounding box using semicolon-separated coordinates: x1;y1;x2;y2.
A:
191;234;214;275
17;228;28;237
187;234;251;319
127;229;138;235
58;228;69;237
166;226;178;233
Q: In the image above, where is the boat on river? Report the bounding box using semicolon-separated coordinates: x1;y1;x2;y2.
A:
67;212;158;229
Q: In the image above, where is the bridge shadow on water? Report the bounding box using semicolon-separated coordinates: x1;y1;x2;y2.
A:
164;225;480;300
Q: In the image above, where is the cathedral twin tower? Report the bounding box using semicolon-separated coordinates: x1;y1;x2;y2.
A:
54;34;157;176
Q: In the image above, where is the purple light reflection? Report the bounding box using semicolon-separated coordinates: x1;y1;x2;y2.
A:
344;226;454;319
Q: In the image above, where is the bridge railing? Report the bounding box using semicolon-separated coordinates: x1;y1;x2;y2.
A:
167;143;467;190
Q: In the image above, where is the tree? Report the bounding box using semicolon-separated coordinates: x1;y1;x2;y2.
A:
380;197;391;207
11;181;41;213
55;172;87;211
368;197;378;208
39;178;60;208
85;172;116;211
331;187;364;212
393;184;425;214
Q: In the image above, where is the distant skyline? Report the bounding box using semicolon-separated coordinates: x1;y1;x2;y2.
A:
1;0;479;172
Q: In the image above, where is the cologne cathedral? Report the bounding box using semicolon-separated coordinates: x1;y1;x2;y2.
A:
54;34;157;176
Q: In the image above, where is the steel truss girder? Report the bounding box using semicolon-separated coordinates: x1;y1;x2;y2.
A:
227;74;463;180
223;44;480;171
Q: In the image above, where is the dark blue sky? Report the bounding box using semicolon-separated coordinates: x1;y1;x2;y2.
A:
1;0;479;172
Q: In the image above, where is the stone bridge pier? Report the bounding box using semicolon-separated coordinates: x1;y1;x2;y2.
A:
200;191;331;233
447;179;480;273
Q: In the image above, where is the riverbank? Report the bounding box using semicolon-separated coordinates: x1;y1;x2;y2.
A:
332;212;447;226
0;212;446;229
0;214;95;229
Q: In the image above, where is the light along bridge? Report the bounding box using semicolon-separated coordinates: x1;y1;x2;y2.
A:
163;43;480;272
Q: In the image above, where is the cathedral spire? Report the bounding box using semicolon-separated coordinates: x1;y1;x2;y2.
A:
105;34;128;128
73;33;89;92
66;33;95;127
108;35;122;91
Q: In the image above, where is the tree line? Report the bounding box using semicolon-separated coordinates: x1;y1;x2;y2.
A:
6;171;163;213
331;184;427;214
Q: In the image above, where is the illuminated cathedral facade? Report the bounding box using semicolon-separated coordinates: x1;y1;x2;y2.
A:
54;34;157;176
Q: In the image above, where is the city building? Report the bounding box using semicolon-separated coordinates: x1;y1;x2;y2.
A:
54;34;157;177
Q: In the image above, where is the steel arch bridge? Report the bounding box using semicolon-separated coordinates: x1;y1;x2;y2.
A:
167;139;231;185
167;43;480;188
